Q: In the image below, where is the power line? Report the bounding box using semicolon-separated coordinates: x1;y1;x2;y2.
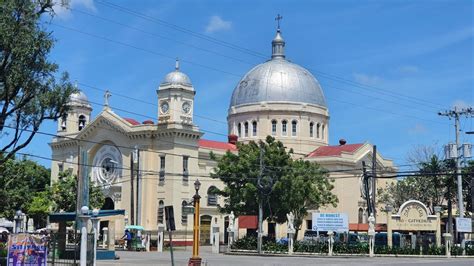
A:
91;1;445;110
3;125;369;175
48;24;448;127
67;7;443;115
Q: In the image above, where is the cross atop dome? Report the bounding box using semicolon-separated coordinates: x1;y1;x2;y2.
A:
275;14;283;31
272;14;285;59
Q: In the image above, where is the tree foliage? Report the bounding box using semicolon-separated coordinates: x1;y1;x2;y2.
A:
378;155;472;216
0;0;75;164
211;136;338;238
0;156;50;220
50;172;105;213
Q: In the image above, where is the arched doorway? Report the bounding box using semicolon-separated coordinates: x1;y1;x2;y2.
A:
100;197;115;242
200;215;212;245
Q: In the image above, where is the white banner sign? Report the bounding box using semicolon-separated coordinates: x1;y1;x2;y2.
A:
456;217;472;233
312;213;349;232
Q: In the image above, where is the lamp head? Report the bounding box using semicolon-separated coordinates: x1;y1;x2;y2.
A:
81;206;89;215
92;208;100;217
194;179;201;191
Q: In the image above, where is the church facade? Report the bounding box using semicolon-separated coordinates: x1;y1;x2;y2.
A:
50;26;396;244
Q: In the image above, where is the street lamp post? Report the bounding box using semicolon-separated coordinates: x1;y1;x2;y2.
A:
14;210;24;234
189;180;202;266
91;208;100;266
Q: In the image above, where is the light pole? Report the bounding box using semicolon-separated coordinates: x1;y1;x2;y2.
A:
189;180;202;266
79;206;90;266
91;208;100;266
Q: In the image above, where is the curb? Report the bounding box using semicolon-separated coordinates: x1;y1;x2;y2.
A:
224;250;474;259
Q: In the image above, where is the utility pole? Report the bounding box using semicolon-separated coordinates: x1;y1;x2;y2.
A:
135;146;140;225
371;145;377;222
257;146;264;254
362;161;372;216
439;107;473;245
130;151;135;225
438;107;473;219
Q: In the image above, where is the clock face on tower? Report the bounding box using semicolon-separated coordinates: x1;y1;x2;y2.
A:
182;101;191;114
160;101;169;114
92;145;122;188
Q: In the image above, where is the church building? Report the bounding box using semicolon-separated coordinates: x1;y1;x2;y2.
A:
50;24;396;244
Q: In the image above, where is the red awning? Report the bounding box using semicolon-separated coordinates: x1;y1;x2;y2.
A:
349;223;387;232
238;215;258;229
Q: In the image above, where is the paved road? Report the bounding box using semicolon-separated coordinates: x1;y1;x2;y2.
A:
98;247;474;266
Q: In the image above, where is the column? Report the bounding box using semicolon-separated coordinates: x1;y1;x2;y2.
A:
107;221;115;251
212;223;220;254
157;224;165;252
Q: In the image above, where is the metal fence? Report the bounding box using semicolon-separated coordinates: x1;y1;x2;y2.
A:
46;232;94;266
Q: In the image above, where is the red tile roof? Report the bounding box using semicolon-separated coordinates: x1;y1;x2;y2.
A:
307;143;364;158
123;118;140;126
198;139;237;151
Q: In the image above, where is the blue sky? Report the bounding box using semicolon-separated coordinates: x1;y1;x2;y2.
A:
19;0;473;169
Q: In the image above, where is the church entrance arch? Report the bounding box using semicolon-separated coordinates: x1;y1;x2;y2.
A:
387;200;441;248
200;215;212;245
100;197;115;241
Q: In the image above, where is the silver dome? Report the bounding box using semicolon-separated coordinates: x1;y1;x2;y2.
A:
69;90;90;105
230;28;326;108
160;60;192;88
230;59;326;108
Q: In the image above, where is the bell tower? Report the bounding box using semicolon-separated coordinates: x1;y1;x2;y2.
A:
58;88;92;135
157;60;195;125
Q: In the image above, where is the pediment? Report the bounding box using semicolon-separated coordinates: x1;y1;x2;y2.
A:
75;110;133;141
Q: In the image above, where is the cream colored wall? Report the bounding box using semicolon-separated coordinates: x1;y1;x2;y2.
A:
228;102;329;155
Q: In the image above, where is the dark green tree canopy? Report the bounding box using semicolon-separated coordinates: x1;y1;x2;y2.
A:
211;136;338;238
0;156;50;220
0;0;75;163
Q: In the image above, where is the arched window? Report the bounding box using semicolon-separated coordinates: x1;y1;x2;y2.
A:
181;200;188;225
252;121;257;136
292;120;297;136
244;122;249;137
207;186;218;206
282;120;287;136
271;120;277;136
322;124;325;140
358;208;363;224
316;123;320;138
158;200;164;224
60;115;67;131
237;123;242;137
78;115;86;131
309;122;314;137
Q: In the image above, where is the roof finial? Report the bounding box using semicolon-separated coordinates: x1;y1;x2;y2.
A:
175;58;180;70
74;80;78;89
271;15;285;59
275;14;283;31
104;89;112;108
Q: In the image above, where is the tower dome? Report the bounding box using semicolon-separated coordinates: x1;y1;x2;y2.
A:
160;59;193;88
69;90;90;105
229;29;326;109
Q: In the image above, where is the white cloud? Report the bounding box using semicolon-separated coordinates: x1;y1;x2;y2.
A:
205;15;232;34
408;123;428;134
398;65;419;74
52;0;97;19
353;73;382;86
452;100;471;109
